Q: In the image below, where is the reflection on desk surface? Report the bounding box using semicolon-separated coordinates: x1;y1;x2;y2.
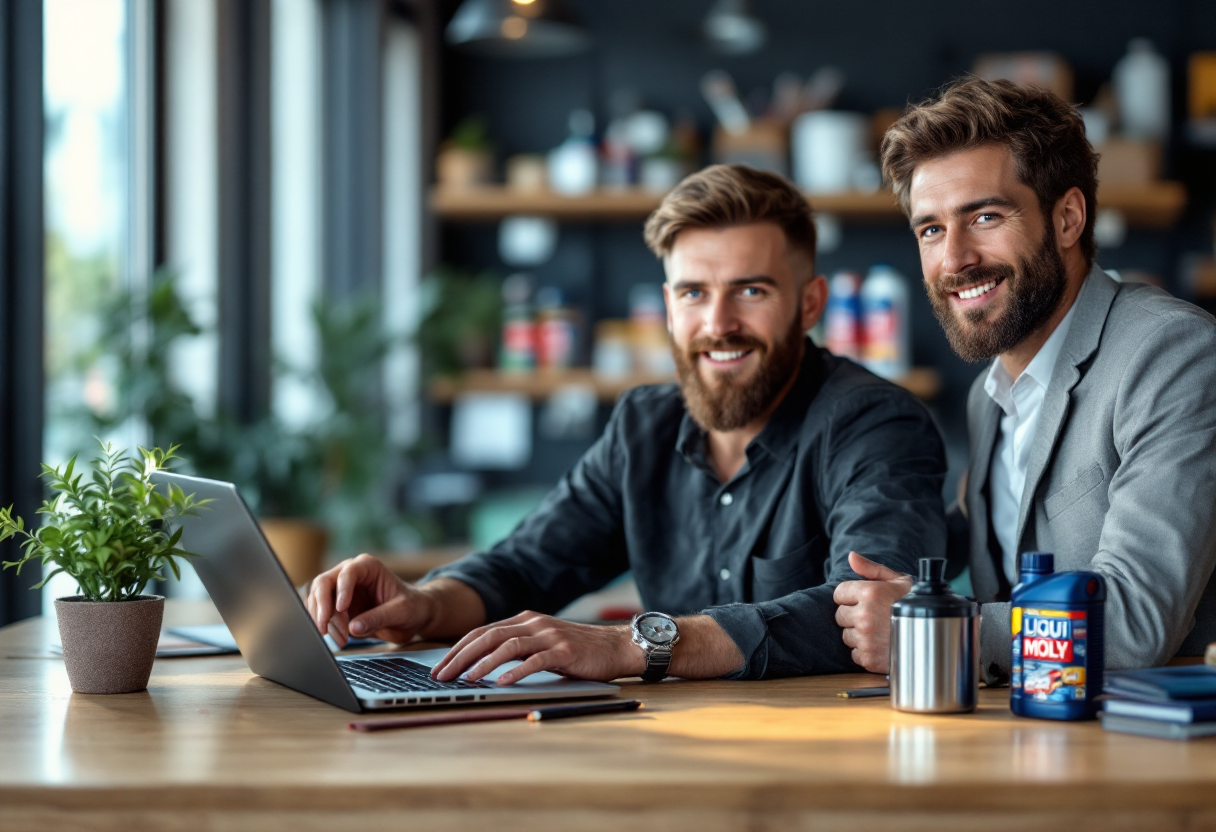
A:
3;600;1215;832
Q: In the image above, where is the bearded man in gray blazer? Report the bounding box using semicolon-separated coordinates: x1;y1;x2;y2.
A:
833;77;1216;684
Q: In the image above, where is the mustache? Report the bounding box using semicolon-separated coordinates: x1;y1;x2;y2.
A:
685;334;766;354
934;263;1014;295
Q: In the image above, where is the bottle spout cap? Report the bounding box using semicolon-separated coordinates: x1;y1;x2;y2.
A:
893;557;977;618
917;557;946;584
1021;552;1055;575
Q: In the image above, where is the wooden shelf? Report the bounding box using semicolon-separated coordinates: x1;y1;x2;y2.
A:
428;368;675;404
430;185;903;223
431;187;666;221
428;365;941;403
1098;182;1187;227
430;183;1187;227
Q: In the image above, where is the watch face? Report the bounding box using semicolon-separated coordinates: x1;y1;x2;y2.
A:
638;614;677;646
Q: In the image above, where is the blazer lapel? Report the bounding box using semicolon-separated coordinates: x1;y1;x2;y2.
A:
968;393;1003;601
1015;265;1119;549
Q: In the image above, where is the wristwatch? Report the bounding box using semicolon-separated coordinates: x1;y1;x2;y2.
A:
631;612;680;682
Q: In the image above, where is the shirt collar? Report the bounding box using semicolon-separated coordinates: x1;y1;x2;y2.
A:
983;296;1079;409
675;340;825;467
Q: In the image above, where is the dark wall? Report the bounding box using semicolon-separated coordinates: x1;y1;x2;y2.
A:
435;0;1216;490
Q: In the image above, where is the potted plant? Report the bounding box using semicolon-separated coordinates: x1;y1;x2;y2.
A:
417;265;503;380
0;441;207;694
436;115;495;188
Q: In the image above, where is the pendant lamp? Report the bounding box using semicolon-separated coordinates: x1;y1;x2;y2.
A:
446;0;591;58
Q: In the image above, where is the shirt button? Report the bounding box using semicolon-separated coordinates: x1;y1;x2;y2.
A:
719;568;731;581
720;492;733;506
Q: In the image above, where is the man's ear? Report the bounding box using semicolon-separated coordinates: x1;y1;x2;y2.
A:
1054;186;1087;253
801;274;829;332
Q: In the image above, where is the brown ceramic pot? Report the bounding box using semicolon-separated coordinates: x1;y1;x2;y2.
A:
54;595;164;694
259;518;329;587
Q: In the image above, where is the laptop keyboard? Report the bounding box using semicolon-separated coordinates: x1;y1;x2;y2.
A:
339;657;493;694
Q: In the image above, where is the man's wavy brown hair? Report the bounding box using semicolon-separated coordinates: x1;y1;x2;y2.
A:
643;164;816;273
880;77;1100;265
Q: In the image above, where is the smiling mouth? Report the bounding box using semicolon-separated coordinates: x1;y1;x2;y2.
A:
953;276;1004;301
704;349;753;362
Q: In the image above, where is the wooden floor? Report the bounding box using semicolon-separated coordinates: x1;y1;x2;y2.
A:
4;603;1216;831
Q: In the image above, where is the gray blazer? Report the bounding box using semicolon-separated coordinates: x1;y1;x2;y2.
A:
959;264;1216;683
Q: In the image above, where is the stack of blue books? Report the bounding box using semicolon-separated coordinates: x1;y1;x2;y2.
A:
1101;665;1216;740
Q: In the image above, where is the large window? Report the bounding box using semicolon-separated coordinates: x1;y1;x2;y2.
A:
43;0;131;464
42;0;137;608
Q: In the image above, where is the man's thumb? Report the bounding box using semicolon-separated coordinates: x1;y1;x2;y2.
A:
349;608;381;636
848;551;906;582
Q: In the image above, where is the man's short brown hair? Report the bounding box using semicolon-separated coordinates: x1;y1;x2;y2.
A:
643;164;817;273
880;77;1100;264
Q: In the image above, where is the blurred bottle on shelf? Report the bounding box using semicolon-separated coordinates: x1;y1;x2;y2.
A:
592;320;635;379
603;89;641;190
860;264;911;379
536;287;581;370
1114;39;1169;141
825;271;863;362
629;283;674;376
548;110;598;195
500;273;536;373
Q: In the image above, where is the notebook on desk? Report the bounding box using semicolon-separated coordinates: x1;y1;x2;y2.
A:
151;472;619;714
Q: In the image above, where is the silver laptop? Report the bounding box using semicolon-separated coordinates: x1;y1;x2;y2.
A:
153;472;619;713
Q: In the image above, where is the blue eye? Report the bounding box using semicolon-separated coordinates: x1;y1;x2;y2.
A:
920;225;941;239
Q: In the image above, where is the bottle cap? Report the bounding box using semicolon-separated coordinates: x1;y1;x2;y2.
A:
1021;552;1055;575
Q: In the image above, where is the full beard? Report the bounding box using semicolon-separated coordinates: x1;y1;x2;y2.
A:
673;314;806;432
927;224;1068;363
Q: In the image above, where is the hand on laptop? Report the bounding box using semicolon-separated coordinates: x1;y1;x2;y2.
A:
306;554;485;648
430;612;644;686
833;552;913;674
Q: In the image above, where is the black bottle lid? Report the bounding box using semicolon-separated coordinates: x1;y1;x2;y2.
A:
891;557;979;618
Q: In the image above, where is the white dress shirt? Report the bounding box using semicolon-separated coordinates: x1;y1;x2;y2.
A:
984;301;1078;585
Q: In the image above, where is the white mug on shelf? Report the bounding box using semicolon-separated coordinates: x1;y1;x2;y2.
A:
792;110;868;194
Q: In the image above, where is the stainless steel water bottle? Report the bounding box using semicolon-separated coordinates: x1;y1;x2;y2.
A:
890;557;979;713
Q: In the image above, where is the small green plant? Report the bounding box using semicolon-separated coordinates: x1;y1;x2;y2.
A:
447;115;493;153
0;441;209;602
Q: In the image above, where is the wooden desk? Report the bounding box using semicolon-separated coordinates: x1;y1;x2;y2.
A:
4;605;1216;832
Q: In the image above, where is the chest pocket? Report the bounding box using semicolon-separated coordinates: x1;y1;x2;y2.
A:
750;536;824;602
1044;463;1105;520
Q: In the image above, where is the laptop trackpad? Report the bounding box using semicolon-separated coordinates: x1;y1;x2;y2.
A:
370;648;568;686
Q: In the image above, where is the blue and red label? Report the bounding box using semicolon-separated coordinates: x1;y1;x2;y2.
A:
1012;608;1088;702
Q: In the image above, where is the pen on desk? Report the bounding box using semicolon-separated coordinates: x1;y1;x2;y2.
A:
837;686;890;699
527;699;643;721
348;699;642;732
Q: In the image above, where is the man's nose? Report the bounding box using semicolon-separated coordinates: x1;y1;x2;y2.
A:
705;295;741;337
939;226;982;278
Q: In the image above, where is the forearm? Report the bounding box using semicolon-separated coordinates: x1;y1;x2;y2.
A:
415;577;488;641
668;615;746;679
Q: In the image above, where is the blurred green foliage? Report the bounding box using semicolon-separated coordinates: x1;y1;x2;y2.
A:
76;269;429;556
416;266;502;380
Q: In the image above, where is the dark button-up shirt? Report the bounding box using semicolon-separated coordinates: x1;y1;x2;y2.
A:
426;344;947;679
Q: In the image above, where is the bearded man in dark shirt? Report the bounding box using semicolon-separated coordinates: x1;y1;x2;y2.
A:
308;164;946;683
